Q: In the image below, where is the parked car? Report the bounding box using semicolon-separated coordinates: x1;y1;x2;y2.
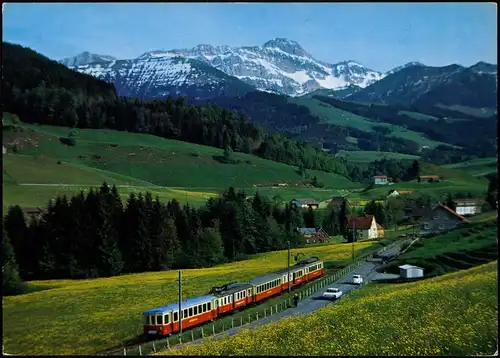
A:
322;287;343;300
352;274;363;285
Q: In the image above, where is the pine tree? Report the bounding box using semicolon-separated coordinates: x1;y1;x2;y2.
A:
303;206;316;228
67;192;87;278
93;186;124;277
323;206;340;235
4;205;28;278
198;227;224;267
446;192;457;211
339;198;348;235
2;225;26;296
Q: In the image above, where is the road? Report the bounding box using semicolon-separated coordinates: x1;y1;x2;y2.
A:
161;245;401;353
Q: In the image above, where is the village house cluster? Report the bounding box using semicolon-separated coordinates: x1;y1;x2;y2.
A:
290;191;482;245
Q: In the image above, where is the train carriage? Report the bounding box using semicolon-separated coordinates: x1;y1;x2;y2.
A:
304;260;324;281
274;257;324;289
249;273;283;303
212;283;253;314
143;295;217;335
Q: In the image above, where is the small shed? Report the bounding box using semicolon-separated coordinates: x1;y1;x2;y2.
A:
399;264;424;279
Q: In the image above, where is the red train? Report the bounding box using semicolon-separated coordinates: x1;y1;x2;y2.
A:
143;257;325;336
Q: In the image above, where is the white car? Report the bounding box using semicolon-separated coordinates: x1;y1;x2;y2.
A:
322;287;343;300
352;274;363;285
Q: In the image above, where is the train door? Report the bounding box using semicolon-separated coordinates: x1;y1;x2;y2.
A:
212;299;218;319
247;288;252;303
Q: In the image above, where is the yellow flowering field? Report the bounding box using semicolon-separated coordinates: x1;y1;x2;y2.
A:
160;261;498;356
2;241;377;355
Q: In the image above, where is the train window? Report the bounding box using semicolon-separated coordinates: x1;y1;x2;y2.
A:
157;315;163;325
183;309;188;318
189;308;193;317
243;290;246;298
152;316;157;325
164;315;169;324
194;306;198;315
208;302;211;311
173;311;178;322
202;303;207;312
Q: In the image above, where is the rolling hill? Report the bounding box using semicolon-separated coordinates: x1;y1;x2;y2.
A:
2;120;361;209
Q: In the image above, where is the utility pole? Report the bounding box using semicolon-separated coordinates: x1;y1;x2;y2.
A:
352;220;355;262
178;270;182;340
287;240;291;294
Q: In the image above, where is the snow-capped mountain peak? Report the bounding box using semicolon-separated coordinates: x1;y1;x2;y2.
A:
385;61;424;75
65;38;391;97
59;51;117;67
262;37;311;58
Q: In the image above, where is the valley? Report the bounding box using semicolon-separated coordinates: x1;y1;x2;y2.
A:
2;3;498;357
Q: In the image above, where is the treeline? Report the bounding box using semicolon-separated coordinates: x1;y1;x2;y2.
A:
201;93;424;156
314;95;498;157
2;42;347;177
3;183;309;282
347;158;419;184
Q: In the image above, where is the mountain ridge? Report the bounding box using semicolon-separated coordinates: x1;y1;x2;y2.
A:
62;38;387;97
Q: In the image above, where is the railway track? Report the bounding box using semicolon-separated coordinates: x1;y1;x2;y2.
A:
97;243;402;356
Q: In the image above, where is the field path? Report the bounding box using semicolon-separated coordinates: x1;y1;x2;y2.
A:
155;245;401;354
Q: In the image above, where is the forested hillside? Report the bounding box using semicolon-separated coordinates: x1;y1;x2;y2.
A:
2;42;348;177
4;183;315;280
314;95;498;158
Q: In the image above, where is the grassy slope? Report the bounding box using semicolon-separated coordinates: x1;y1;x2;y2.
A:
2;241;379;355
442;157;497;177
348;162;489;203
161;261;498;356
336;150;420;163
436;104;497;118
386;218;498;276
398;110;438;121
2;123;361;208
289;97;447;149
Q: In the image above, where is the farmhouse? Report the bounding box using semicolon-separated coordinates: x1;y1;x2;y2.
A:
328;196;348;207
295;227;329;244
418;203;469;236
387;189;412;198
418;175;440;183
454;198;483;216
291;198;319;210
21;207;47;220
346;213;380;240
374;175;388;185
399;264;424;279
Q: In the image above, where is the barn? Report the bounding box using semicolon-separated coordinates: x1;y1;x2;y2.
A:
399;264;424;279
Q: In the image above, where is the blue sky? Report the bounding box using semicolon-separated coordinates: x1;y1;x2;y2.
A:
2;2;497;72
